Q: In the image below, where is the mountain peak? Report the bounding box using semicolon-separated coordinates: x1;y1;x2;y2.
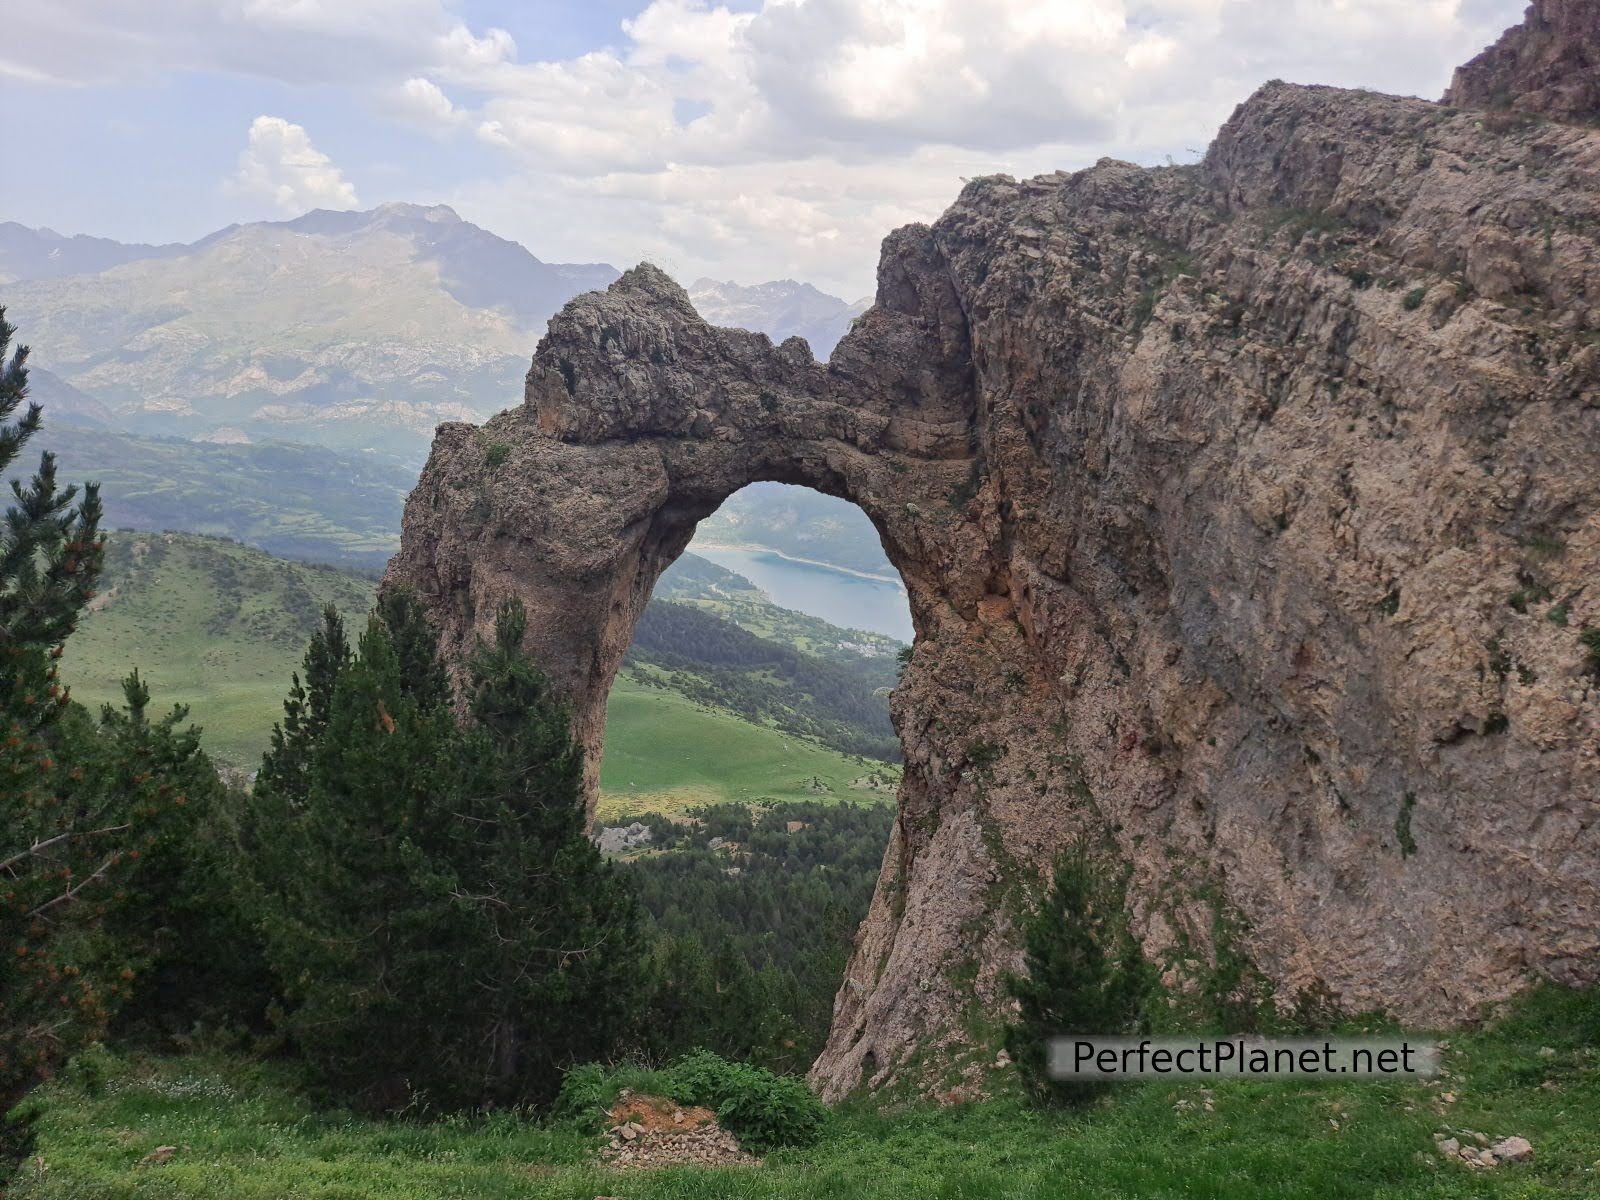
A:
687;277;866;359
370;201;463;223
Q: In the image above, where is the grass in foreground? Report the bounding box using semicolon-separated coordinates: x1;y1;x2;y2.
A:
13;989;1599;1199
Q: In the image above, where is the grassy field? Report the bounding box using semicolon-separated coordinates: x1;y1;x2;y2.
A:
63;532;377;771
596;670;896;821
12;987;1598;1198
63;535;900;807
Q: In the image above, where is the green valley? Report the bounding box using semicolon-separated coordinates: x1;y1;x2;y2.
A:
597;673;895;820
63;534;902;809
63;533;377;770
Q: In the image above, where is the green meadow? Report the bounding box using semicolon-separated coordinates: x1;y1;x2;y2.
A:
13;987;1598;1199
597;670;896;820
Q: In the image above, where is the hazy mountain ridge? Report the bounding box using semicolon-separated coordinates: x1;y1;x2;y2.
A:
687;278;868;359
0;220;187;283
1;203;621;456
1;206;872;456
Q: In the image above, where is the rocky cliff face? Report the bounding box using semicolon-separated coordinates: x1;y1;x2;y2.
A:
388;3;1600;1101
1445;0;1599;121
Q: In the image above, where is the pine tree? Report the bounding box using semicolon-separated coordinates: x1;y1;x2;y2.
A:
249;596;472;1108
1;310;210;1181
255;605;350;806
1;308;113;1178
376;588;450;711
0;307;102;727
249;591;646;1110
449;596;645;1103
1003;848;1151;1106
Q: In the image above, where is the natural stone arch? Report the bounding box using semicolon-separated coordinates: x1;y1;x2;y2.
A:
388;247;995;810
390;39;1600;1101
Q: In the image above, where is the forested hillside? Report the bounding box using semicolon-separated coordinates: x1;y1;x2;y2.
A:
42;427;414;570
611;801;896;1071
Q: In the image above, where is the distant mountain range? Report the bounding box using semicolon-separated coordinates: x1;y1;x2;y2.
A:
1;207;869;460
0;204;616;457
687;278;868;360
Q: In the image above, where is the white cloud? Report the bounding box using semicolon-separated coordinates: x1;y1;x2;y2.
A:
389;77;465;129
229;116;360;214
436;23;518;73
428;0;1524;295
0;0;455;85
4;0;1534;297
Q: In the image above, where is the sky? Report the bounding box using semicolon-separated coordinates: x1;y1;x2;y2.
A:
1;0;1527;299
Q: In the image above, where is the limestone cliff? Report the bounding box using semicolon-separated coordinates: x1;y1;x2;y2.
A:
1445;0;1599;121
388;2;1600;1101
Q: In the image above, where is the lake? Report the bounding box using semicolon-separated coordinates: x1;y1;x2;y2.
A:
688;544;913;643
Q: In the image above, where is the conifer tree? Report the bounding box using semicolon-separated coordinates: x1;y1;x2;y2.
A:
1004;847;1151;1106
1;310;211;1180
250;591;645;1110
453;596;645;1101
0;308;113;1177
255;605;350;805
249;596;471;1107
0;307;102;726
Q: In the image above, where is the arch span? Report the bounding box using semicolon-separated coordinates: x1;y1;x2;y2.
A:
388;250;993;812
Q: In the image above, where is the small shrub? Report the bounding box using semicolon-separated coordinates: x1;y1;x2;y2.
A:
663;1052;825;1152
65;1043;120;1098
1520;532;1566;559
1395;792;1417;859
1401;287;1427;311
1485;637;1511;679
484;442;512;470
1003;848;1151;1107
549;1063;608;1133
967;741;1005;770
1546;603;1569;627
946;463;982;510
1582;627;1600;677
1507;580;1551;613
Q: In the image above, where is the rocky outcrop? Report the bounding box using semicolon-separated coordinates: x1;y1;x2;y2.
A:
1445;0;1599;121
388;3;1600;1102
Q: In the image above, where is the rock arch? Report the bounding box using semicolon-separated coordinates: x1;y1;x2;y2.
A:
389;19;1600;1101
387;241;989;805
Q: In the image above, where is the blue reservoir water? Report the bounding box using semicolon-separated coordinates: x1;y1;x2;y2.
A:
688;544;912;643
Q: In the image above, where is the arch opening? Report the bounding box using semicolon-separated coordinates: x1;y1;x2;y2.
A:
592;480;911;1072
597;480;912;818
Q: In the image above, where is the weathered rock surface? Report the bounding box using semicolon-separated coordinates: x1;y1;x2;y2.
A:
388;3;1600;1102
595;821;654;854
1445;0;1600;122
